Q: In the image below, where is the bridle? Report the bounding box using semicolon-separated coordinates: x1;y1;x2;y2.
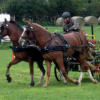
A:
20;25;38;45
0;22;20;42
0;23;9;37
21;25;57;47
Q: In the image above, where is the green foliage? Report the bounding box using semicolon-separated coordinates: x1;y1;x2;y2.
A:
17;20;26;26
3;0;29;20
71;0;100;17
38;20;54;26
86;1;100;17
1;0;100;25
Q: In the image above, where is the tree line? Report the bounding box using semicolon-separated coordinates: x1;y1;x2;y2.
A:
0;0;100;25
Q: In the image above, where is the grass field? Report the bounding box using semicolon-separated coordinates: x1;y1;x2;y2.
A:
0;26;100;100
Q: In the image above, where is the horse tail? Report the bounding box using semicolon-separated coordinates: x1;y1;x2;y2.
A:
86;60;96;71
85;48;94;60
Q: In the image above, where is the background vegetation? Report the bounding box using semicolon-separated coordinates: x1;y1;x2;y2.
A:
0;0;100;25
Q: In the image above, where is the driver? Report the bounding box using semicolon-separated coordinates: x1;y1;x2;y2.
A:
62;12;81;34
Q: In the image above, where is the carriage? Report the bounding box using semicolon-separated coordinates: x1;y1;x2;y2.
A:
54;25;100;82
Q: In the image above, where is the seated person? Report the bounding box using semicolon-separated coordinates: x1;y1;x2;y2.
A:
62;11;81;34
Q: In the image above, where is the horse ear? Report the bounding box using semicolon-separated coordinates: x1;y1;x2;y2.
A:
26;20;31;27
4;18;8;24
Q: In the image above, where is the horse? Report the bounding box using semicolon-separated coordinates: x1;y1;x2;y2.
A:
0;19;45;87
19;21;97;87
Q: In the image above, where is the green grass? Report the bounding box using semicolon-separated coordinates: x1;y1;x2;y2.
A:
0;26;100;100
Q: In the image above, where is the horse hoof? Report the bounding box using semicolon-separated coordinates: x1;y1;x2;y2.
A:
6;75;12;83
77;83;81;86
75;80;81;85
37;82;42;85
43;85;47;88
29;85;33;87
75;80;79;85
29;82;35;87
94;80;98;84
64;81;68;84
43;84;48;88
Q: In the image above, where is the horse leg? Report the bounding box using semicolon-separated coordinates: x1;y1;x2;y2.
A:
60;70;67;84
85;60;97;84
54;62;67;84
43;60;51;87
28;58;34;87
77;54;97;85
77;55;89;85
36;60;45;85
6;58;21;82
43;59;77;87
77;71;83;85
87;69;97;84
56;59;78;84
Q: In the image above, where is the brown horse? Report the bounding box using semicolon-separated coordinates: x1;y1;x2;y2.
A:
0;19;45;87
19;21;97;87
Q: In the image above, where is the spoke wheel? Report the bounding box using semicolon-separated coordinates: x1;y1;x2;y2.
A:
54;65;62;81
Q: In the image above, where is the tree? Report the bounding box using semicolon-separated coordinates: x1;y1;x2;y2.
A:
85;0;100;17
3;0;29;20
0;0;8;13
2;0;100;25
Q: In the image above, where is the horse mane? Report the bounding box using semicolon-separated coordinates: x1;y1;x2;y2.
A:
32;23;49;33
9;20;23;31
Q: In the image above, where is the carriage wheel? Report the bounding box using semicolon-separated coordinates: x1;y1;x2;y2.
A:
54;65;69;81
54;65;62;81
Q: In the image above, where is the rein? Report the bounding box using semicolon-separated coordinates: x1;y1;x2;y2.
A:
39;33;88;54
75;32;89;52
41;33;57;47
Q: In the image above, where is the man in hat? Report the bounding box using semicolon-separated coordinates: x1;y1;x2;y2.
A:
62;12;81;34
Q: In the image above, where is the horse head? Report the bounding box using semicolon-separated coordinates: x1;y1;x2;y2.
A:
0;18;9;37
19;20;51;48
19;21;37;46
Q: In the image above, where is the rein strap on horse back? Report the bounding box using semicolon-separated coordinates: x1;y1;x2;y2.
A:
39;44;69;54
11;45;38;52
39;33;88;54
39;44;85;54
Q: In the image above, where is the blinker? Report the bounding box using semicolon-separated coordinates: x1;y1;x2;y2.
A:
30;27;33;29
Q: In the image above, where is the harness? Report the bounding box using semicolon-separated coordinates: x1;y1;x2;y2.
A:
37;32;88;66
10;45;38;52
39;33;88;54
21;25;89;60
